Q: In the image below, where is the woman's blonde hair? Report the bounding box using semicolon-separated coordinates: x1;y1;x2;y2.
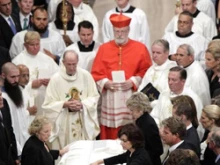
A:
28;116;51;135
203;105;220;127
126;92;152;113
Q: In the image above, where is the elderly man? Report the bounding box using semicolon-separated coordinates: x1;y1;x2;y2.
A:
91;13;152;139
163;11;208;67
66;20;101;72
165;0;217;41
209;128;220;165
42;50;100;149
47;0;99;41
175;44;210;106
12;31;58;116
9;7;66;62
0;0;21;49
151;66;203;126
138;39;177;95
102;0;150;49
1;62;35;156
17;64;29;88
160;117;199;164
17;0;33;30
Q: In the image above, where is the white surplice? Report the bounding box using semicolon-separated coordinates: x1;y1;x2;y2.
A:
47;1;99;41
184;61;211;106
165;11;217;41
163;32;208;68
12;50;59;115
197;0;216;23
138;60;177;93
9;29;66;59
65;41;101;72
151;87;203;126
102;3;150;49
2;88;30;156
42;63;100;149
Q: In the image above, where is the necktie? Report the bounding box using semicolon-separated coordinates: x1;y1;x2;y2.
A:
23;18;28;30
8;17;17;34
0;111;4;127
162;150;170;165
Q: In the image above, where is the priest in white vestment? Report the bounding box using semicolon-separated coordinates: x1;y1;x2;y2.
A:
47;0;99;41
42;50;100;149
163;11;208;68
9;7;66;61
65;20;101;72
151;66;203;126
166;0;217;41
102;0;150;49
12;31;59;116
138;39;177;94
175;44;211;106
1;63;32;156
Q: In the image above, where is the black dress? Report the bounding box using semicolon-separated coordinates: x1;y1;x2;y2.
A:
104;147;153;165
136;112;163;165
21;135;59;165
206;69;220;98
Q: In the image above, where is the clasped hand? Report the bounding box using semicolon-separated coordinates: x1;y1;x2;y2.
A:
104;80;133;92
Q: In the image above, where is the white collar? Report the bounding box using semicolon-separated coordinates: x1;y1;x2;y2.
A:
117;3;131;12
19;11;31;20
169;140;184;152
186;123;193;130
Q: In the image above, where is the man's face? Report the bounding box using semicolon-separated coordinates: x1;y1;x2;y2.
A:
63;53;78;75
160;126;177;146
18;67;29;87
113;26;129;45
18;0;33;15
176;47;193;67
78;27;94;47
3;69;20;86
168;71;185;94
177;14;193;35
24;39;40;55
115;0;129;8
31;10;48;33
0;0;12;16
181;0;196;13
68;0;82;7
152;43;168;66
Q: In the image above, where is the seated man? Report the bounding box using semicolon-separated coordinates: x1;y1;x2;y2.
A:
12;31;58;115
66;20;101;72
43;50;100;149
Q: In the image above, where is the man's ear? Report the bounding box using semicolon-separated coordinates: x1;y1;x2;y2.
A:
1;73;5;79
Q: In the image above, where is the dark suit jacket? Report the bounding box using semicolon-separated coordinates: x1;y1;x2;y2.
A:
0;14;21;49
104;147;153;165
185;126;201;157
13;13;32;30
177;140;200;157
136;112;163;165
0;99;17;165
216;158;220;165
21;135;59;165
0;46;11;73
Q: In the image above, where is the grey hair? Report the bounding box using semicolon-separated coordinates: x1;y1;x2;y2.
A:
211;127;220;148
178;44;195;57
62;50;79;60
126;92;152;113
152;39;170;53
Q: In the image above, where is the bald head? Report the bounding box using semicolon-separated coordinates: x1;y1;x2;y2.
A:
2;62;19;75
62;50;78;76
17;64;29;87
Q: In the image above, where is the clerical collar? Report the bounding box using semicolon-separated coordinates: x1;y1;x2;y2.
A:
77;41;95;52
116;3;135;13
191;9;200;18
29;27;49;38
176;31;193;38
